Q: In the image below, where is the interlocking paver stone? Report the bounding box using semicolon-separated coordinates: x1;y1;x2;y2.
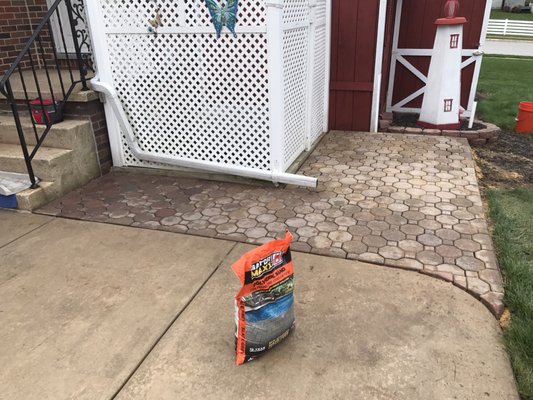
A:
467;277;491;296
37;132;505;316
416;251;444;266
436;215;459;225
436;263;466;275
379;246;404;260
475;250;498;268
246;227;268;239
256;213;277;224
436;228;461;241
308;236;332;249
368;220;390;232
418;234;442;247
454;223;479;235
363;235;387;248
419;219;442;230
329;231;352;242
316;221;339;232
399;240;424;253
286;218;307;228
382;229;406;241
455;239;481;252
456;256;485;271
161;216;181;226
335;216;357;227
305;213;326;224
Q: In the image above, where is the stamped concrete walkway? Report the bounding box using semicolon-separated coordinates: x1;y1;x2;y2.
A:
0;210;519;399
38;132;504;315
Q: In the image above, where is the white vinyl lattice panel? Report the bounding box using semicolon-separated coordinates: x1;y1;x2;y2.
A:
92;0;330;178
315;0;327;21
107;32;271;170
283;0;309;25
100;0;265;29
310;23;326;143
282;27;308;168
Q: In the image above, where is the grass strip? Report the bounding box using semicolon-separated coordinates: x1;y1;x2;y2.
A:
487;188;533;400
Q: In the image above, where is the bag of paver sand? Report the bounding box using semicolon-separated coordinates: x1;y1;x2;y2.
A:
231;231;295;365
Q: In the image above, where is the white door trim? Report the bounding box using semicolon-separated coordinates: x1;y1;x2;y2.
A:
370;0;388;132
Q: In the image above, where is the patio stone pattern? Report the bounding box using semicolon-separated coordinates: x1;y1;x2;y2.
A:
37;132;504;316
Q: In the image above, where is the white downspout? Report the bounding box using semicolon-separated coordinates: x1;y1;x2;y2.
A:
90;76;318;188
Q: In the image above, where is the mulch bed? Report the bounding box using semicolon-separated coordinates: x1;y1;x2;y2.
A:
473;130;533;189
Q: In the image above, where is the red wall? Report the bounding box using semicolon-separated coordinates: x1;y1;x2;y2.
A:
329;0;380;132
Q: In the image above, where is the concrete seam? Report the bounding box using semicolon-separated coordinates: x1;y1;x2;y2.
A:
0;215;54;251
109;241;239;400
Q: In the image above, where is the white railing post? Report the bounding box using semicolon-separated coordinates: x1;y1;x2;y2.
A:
305;0;317;150
504;19;509;36
266;0;285;178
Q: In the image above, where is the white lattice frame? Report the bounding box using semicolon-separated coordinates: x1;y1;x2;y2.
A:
85;0;330;183
386;0;492;118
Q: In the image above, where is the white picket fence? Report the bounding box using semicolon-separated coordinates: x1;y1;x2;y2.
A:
487;19;533;37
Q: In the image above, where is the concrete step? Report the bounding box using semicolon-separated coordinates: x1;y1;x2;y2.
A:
15;181;56;211
0;115;92;150
0;143;73;182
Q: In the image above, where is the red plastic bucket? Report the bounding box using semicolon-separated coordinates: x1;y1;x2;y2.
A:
515;101;533;133
29;99;63;125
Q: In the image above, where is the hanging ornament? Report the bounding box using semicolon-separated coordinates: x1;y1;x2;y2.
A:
444;0;460;19
204;0;238;39
148;7;162;34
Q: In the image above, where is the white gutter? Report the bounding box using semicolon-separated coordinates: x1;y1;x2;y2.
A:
90;76;318;188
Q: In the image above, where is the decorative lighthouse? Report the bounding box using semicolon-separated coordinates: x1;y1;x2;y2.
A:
418;0;467;129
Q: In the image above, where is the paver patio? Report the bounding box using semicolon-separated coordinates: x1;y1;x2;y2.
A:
37;132;504;315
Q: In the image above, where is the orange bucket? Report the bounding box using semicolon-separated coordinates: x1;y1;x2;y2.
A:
515;102;533;133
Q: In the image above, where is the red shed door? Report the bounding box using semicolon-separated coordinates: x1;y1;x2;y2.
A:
329;0;380;131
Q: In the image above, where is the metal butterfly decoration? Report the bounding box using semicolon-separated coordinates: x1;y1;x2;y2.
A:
204;0;238;38
148;7;162;34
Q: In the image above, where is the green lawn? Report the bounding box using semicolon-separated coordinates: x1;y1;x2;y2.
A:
477;56;533;131
491;9;533;21
487;189;533;400
477;54;533;400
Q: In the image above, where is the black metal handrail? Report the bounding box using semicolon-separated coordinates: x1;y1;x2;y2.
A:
0;0;92;189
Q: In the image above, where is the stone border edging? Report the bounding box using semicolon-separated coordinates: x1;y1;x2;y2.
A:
382;121;501;146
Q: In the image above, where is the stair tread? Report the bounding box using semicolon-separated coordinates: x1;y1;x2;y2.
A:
0;114;90;131
0;143;72;161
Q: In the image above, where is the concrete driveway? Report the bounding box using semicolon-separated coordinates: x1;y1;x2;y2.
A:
0;210;519;399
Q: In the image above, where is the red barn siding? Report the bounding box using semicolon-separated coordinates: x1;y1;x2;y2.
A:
329;0;380;131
